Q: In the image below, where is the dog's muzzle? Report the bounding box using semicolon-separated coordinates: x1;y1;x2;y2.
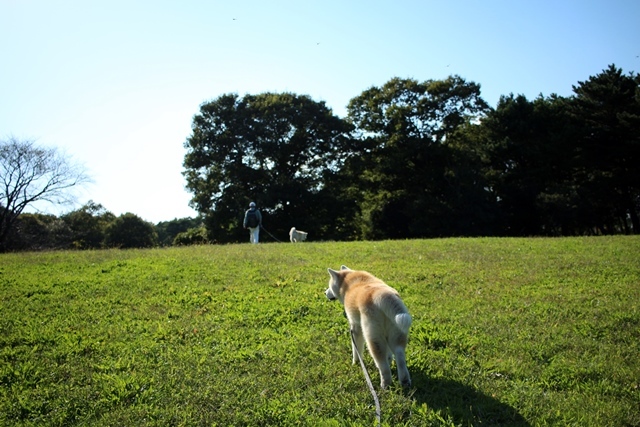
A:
325;288;336;301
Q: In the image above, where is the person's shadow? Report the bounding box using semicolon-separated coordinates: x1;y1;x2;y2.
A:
408;369;531;426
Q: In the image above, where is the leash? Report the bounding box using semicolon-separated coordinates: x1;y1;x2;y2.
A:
259;225;284;243
350;330;381;427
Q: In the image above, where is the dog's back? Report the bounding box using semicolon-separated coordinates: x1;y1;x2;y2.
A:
342;270;411;332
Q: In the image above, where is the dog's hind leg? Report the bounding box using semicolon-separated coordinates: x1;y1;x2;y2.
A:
394;347;410;387
363;333;393;388
392;333;411;387
371;341;393;389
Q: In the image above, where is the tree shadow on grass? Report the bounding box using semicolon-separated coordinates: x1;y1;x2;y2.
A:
409;370;531;427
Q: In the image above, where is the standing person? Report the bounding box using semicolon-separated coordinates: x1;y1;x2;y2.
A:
243;202;262;244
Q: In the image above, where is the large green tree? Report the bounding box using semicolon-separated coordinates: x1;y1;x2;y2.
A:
478;93;578;235
568;65;640;234
345;76;491;238
183;92;353;242
472;65;639;236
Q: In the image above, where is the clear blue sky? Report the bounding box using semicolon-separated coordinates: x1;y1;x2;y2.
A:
2;0;638;223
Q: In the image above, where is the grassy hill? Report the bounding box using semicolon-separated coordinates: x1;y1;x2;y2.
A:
1;237;639;426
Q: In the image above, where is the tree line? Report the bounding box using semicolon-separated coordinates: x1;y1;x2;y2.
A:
1;137;206;251
184;64;639;243
2;201;205;251
2;64;638;250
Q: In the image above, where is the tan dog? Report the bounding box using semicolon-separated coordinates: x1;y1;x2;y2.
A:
325;266;412;388
289;227;308;243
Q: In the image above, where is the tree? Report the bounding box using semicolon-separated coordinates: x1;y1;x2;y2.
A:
183;92;353;242
104;213;158;248
0;137;90;251
173;226;208;245
479;94;578;235
61;201;115;249
156;217;202;246
345;76;490;238
568;65;640;234
473;65;639;236
5;213;69;251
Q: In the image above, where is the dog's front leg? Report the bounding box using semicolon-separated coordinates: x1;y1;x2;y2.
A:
350;326;365;365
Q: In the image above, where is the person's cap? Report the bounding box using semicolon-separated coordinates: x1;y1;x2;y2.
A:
249;202;256;207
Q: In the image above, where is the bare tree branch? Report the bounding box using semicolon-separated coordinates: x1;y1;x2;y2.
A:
0;136;91;250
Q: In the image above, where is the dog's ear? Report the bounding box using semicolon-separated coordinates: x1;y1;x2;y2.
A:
327;268;343;298
340;265;351;271
328;268;340;280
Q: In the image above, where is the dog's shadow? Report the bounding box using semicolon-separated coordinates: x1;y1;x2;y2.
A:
406;370;531;426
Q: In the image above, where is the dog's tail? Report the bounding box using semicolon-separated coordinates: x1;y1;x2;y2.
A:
381;294;412;333
395;313;412;333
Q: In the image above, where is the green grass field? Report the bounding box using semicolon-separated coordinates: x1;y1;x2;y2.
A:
1;237;639;426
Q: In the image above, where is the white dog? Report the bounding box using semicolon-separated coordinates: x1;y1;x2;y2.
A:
325;266;412;388
289;227;308;243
